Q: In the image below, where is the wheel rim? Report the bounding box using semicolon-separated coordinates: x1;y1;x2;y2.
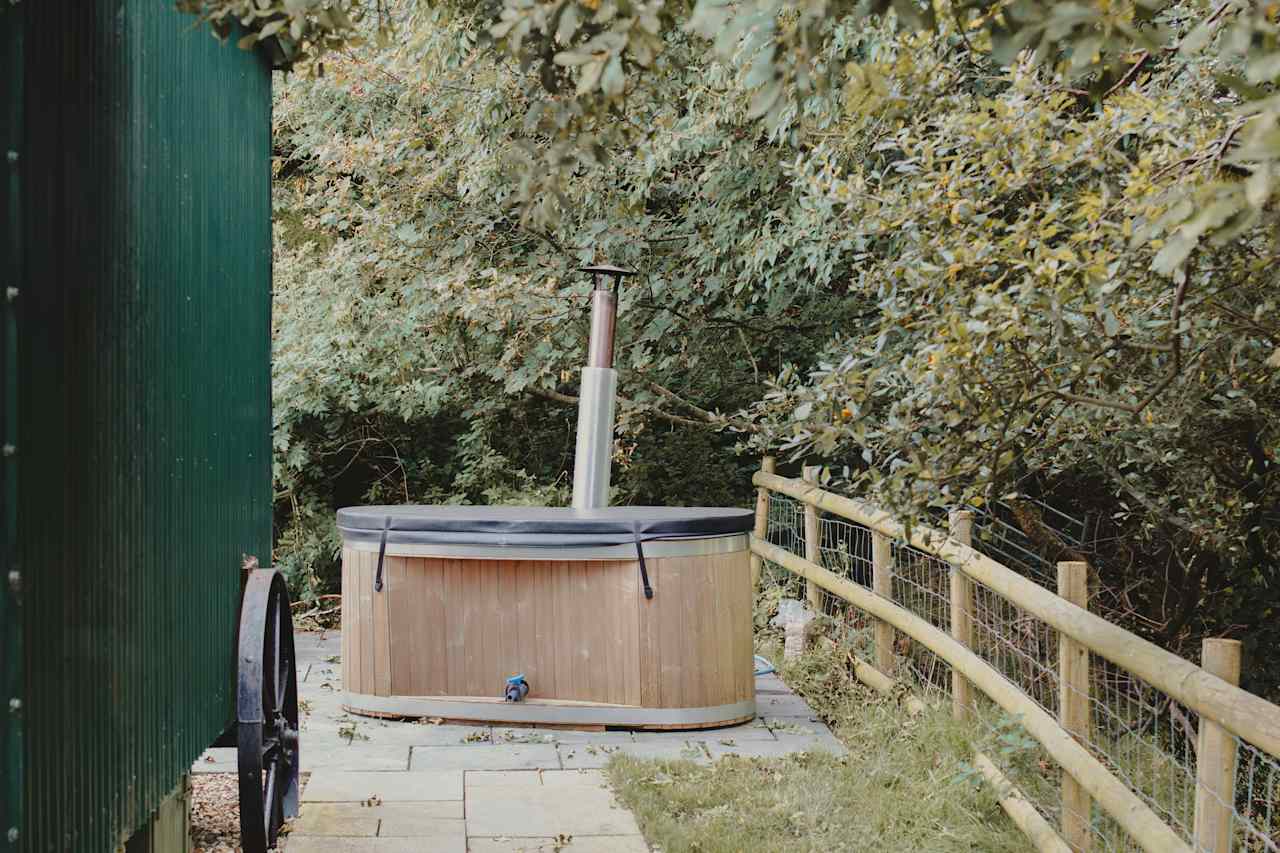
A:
238;569;300;852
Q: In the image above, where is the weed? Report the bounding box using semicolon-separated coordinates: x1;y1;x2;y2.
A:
337;718;368;744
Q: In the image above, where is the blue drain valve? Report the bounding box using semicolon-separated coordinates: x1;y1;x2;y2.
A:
753;655;777;676
505;674;530;702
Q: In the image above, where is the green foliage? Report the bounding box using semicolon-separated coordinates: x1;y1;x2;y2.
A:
198;1;1279;690
733;11;1280;690
188;1;1280;264
267;4;854;600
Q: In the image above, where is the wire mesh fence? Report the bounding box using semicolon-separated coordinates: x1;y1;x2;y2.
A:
757;486;1280;853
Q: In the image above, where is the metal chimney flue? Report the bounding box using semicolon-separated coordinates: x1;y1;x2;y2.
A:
572;264;634;510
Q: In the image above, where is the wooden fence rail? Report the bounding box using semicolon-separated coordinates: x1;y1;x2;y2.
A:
751;468;1280;853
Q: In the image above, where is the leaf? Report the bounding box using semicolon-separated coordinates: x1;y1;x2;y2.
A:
259;18;286;39
576;58;604;95
686;0;732;40
744;46;776;89
1179;18;1216;56
554;50;593;67
747;80;783;120
557;2;580;45
600;53;624;96
1152;198;1240;275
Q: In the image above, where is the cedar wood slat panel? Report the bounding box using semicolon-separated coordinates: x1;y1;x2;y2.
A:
342;551;750;711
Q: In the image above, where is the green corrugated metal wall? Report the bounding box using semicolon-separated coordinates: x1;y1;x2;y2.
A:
1;3;24;850
1;2;273;850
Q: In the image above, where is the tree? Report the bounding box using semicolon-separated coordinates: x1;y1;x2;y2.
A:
188;0;1279;693
185;1;1280;267
265;5;861;597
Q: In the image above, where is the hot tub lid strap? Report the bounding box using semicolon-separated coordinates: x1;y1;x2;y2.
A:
632;525;654;599
374;515;390;592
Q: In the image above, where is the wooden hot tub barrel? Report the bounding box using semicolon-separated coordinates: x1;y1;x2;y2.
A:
337;506;756;729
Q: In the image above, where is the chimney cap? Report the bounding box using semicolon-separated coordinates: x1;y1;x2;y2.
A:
578;263;636;277
579;264;635;293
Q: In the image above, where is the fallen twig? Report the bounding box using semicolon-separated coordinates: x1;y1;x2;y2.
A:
295;605;342;621
292;594;342;609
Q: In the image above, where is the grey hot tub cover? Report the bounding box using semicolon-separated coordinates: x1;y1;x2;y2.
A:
337;504;753;547
337;505;754;600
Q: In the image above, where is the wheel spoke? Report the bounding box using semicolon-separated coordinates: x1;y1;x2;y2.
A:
269;781;285;844
263;594;278;717
237;723;266;853
262;760;279;842
274;594;288;705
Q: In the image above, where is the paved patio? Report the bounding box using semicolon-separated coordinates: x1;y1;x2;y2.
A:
194;630;845;852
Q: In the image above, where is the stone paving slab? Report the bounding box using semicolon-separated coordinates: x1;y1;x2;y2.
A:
557;741;711;769
358;721;494;747
248;632;846;853
492;727;634;745
705;737;847;760
302;770;463;803
302;745;411;773
306;664;341;682
377;812;468;839
193;747;236;774
292;801;464;836
409;744;561;772
772;728;847;751
754;692;821;717
285;837;465;853
758;715;825;732
465;784;642;837
289;805;381;837
538;770;607;787
753;673;792;694
467;836;649;852
633;725;778;743
466;771;544;788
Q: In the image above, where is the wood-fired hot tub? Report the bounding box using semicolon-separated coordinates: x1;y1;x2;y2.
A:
337;505;755;729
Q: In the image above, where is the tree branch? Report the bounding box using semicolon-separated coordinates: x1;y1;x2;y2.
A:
1103;51;1151;99
528;386;709;430
637;378;762;433
1098;459;1209;542
1049;343;1210;418
1170;274;1189;375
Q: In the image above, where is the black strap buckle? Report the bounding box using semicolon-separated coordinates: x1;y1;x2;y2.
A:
374;515;390;592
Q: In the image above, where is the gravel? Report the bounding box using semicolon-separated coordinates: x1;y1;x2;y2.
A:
191;772;308;852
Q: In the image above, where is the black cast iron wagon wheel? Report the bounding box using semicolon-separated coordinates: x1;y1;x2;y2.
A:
238;568;301;852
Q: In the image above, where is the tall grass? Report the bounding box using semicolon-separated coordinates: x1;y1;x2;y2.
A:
606;639;1030;853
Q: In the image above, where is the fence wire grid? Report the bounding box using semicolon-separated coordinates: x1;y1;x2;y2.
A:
760;490;1280;853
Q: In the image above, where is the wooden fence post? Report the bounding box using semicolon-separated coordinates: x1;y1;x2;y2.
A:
872;530;895;675
749;456;776;590
1194;638;1241;853
802;466;822;614
949;510;975;720
1058;560;1093;853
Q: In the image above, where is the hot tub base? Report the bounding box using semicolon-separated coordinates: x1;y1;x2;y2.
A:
342;694;756;730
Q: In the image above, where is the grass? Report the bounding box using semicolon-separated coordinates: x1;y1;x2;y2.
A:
605;639;1032;853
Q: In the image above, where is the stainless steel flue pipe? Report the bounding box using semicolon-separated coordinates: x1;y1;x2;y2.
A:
571;265;633;510
586;288;617;368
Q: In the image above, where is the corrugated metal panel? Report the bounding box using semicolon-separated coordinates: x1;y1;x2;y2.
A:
12;2;272;850
1;3;25;850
